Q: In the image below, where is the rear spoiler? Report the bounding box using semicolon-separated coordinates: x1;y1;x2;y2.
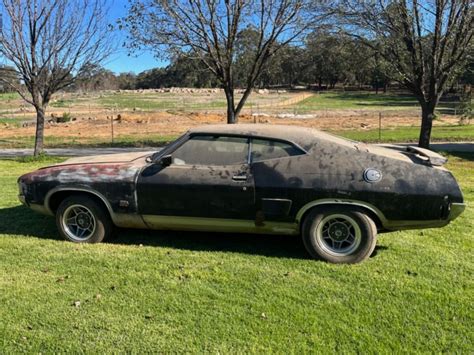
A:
406;146;447;166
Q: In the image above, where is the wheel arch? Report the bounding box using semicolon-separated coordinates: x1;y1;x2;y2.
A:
46;187;114;220
296;199;387;231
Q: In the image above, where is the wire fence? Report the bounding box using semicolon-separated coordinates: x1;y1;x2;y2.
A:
0;91;471;147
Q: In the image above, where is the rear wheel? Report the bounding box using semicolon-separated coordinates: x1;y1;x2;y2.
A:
302;207;377;264
56;195;113;243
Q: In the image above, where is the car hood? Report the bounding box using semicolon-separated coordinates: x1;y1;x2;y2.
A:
19;151;154;184
52;151;155;167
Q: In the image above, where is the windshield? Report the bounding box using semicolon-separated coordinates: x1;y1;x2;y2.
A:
149;133;189;162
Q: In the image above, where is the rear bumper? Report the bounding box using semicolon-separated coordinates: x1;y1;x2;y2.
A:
383;202;466;231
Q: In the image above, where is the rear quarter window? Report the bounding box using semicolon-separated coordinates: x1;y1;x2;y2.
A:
251;138;305;163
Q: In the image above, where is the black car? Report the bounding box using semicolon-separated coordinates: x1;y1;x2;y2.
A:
18;124;465;263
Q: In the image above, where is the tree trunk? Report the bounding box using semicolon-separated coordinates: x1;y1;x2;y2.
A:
34;106;46;156
224;87;237;124
227;107;236;124
418;104;435;148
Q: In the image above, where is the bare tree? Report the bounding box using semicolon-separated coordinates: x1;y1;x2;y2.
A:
0;0;113;156
123;0;317;124
337;0;473;148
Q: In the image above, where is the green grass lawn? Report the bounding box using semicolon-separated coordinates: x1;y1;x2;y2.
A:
0;117;25;128
337;124;474;143
297;92;419;110
0;92;20;101
296;91;468;112
0;134;177;149
0;155;473;352
0;92;21;110
0;124;472;149
98;94;228;111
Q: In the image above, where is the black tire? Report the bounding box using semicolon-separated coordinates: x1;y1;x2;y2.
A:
302;206;377;264
56;195;113;243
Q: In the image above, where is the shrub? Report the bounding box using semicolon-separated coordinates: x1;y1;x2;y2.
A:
57;112;72;123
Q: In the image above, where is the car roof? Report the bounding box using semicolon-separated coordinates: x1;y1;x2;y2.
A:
188;124;318;150
187;124;355;151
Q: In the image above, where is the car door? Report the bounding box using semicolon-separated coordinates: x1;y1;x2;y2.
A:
137;135;255;221
250;138;307;222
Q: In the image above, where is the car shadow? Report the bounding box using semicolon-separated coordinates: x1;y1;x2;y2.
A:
0;205;310;259
0;205;388;260
443;151;474;162
370;245;389;258
0;205;60;239
112;228;312;259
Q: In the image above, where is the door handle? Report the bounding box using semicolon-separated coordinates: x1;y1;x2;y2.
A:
232;174;247;182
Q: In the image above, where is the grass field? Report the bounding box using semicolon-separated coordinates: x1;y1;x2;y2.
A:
0;155;473;352
338;124;474;143
297;92;419;110
0;134;177;149
99;94;229;111
0;90;472;150
296;92;466;113
0;124;472;149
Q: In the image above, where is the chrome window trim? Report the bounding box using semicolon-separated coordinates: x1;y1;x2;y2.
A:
249;137;307;164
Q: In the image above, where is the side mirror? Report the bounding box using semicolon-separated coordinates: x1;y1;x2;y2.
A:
159;154;173;167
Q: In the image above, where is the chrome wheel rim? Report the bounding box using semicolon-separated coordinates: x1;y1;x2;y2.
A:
62;204;96;241
315;214;361;256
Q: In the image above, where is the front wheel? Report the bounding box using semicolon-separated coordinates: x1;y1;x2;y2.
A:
302;207;377;264
56;195;113;243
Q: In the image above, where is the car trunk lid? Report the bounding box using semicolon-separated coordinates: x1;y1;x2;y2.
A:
359;143;448;167
404;146;447;166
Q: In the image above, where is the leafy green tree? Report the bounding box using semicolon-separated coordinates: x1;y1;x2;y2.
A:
117;73;137;90
305;31;352;89
73;64;118;92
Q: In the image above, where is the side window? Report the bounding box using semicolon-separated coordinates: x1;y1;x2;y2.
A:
172;135;249;166
251;138;305;163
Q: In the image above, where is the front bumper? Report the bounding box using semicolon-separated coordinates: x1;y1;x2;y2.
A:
448;202;466;221
18;193;51;215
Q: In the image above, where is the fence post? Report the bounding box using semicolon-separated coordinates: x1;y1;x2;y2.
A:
110;116;114;144
378;112;382;142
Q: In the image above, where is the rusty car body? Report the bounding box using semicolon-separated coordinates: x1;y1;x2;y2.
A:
18;124;465;263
